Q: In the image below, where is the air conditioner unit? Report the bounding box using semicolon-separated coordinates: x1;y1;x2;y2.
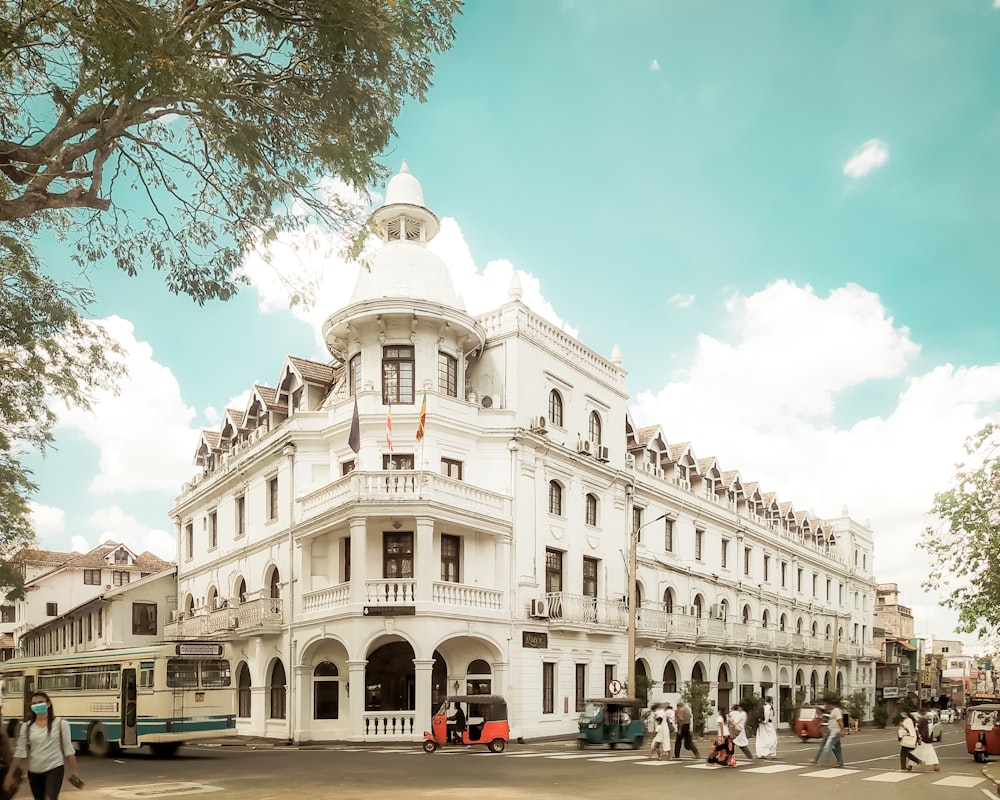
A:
624;453;635;467
530;415;548;433
577;440;592;455
709;604;720;619
595;445;609;462
529;598;549;618
480;394;500;409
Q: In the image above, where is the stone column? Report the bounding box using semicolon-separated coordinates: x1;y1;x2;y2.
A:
293;664;310;742
415;517;435;603
349;519;367;604
414;658;436;740
347;659;368;741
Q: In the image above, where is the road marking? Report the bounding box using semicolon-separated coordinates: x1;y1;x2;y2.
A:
801;768;860;778
547;754;605;759
588;754;648;763
933;776;985;787
742;764;806;774
863;773;918;782
103;783;224;798
636;760;683;767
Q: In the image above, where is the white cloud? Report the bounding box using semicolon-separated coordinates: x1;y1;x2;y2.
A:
82;505;177;562
843;139;890;179
29;502;65;544
631;280;1000;639
241;202;578;342
651;59;661;72
668;293;695;309
54;316;199;494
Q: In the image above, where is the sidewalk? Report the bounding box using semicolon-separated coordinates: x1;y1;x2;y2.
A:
984;760;1000;794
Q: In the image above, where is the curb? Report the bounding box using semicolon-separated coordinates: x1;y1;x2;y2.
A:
983;761;999;794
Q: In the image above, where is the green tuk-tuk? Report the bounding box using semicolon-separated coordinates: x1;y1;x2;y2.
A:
577;697;646;749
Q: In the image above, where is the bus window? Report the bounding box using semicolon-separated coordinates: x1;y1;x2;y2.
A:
167;659;200;688
200;660;232;688
139;661;155;689
82;664;120;691
2;673;22;697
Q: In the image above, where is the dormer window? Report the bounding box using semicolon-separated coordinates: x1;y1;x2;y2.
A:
114;548;129;565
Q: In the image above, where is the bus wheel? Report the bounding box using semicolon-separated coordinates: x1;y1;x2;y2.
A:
150;743;180;758
87;723;117;758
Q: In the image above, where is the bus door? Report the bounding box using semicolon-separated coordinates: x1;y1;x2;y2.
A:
121;668;138;746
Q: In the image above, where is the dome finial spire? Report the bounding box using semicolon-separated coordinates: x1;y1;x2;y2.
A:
400;160;410;174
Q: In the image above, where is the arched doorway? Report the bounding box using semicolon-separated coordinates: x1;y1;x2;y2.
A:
236;662;251;718
268;660;286;719
313;661;339;719
662;661;678;694
717;663;732;711
365;641;415;712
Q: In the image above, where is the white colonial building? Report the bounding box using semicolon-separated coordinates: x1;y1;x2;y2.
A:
166;164;878;742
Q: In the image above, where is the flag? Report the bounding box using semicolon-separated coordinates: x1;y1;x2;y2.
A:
386;403;393;452
348;397;360;454
416;390;427;441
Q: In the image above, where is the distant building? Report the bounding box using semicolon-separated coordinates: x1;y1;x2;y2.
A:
5;542;172;656
166;164;878;742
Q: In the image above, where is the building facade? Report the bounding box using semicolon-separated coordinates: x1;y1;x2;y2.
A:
166;164;878;742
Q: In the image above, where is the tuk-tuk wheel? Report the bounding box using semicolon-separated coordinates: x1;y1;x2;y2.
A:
422;740;437;753
488;739;506;753
800;736;809;742
974;752;986;763
577;739;586;749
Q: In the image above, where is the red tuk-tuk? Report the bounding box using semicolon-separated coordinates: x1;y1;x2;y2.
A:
423;695;509;753
794;706;827;741
966;703;1000;762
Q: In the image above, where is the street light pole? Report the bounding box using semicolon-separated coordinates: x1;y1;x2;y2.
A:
626;505;667;698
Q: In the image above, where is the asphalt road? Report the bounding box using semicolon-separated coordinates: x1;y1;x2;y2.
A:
61;724;998;800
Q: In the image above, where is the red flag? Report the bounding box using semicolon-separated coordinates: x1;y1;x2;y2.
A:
416;391;427;441
348;397;360;454
386;403;393;452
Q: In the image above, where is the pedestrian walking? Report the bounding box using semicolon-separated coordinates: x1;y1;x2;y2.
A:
729;704;756;763
673;700;700;759
809;701;845;767
755;696;778;759
897;710;922;772
2;692;81;800
914;710;940;772
648;704;671;760
706;709;736;767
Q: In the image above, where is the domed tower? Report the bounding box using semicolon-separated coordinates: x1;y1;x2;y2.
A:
323;163;485;416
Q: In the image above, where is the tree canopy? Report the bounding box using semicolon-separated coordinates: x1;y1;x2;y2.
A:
0;0;462;598
920;423;1000;639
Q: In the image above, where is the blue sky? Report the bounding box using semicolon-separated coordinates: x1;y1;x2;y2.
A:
25;1;1000;643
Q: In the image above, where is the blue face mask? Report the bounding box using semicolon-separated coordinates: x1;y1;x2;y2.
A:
31;703;48;715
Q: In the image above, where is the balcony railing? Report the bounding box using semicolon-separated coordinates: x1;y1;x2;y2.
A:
164;597;283;639
300;470;511;523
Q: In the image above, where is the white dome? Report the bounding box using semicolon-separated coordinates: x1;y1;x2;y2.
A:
350;241;464;309
384;161;425;207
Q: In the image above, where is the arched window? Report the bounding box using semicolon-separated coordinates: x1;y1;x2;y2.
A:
795;617;803;635
313;661;339;719
548;481;563;516
184;594;195;617
662;589;674;613
825;624;831;640
585;493;598;526
548;390;564;428
237;663;252;718
692;595;703;618
742;605;751;625
235;577;247;604
269;660;286;719
466;659;492;695
779;613;787;632
662;661;678;693
588;411;602;446
269;569;280;599
761;609;769;628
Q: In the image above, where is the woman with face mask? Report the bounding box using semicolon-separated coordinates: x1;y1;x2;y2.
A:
2;692;80;799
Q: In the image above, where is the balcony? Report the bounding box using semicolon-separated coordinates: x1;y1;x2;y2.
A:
164;597;283;640
299;580;504;618
300;470;512;524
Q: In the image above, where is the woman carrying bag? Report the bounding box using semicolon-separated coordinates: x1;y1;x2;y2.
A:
2;691;81;799
896;711;922;773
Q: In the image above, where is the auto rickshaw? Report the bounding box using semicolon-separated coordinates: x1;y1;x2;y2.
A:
793;705;827;741
423;694;509;753
965;703;1000;762
577;697;646;749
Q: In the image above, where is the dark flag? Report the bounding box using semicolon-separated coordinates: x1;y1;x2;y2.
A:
348;397;360;453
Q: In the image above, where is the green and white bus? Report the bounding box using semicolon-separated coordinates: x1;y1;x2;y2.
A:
1;643;235;756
